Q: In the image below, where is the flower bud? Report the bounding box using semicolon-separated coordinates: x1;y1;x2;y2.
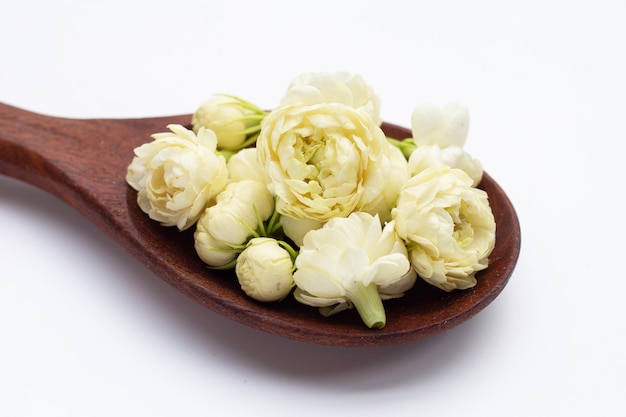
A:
194;221;238;267
236;238;294;302
205;180;274;245
193;180;275;268
192;95;265;150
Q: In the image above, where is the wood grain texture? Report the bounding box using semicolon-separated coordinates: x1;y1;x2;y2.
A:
0;102;521;347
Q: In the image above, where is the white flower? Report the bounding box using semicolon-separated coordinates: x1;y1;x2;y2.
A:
408;102;482;185
411;102;469;148
226;148;271;186
236;238;295;302
293;212;414;328
279;215;324;247
280;71;382;126
408;144;483;186
193;180;274;267
392;165;496;291
192;95;265;150
126;124;227;230
257;102;391;222
193;226;238;267
361;144;410;222
206;180;274;244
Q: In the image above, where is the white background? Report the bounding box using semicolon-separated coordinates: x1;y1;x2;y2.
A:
1;1;624;416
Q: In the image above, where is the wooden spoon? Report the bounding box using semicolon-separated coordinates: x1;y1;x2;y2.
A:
0;102;521;347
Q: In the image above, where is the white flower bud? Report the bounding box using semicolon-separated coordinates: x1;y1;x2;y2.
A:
192;95;262;149
193;180;275;268
193;222;237;267
236;238;294;302
205;180;274;245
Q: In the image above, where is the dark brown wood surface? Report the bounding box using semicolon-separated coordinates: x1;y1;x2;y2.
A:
0;102;521;347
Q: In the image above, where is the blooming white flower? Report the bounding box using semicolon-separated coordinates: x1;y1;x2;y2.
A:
192;95;265;150
411;102;470;148
226;147;271;186
280;71;382;126
392;165;496;291
408;144;483;186
193;180;275;267
293;212;414;328
126;124;228;230
236;237;295;302
257;102;391;222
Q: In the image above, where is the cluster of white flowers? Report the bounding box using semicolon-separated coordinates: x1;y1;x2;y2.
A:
126;71;496;329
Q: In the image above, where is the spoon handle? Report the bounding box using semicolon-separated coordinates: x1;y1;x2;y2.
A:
0;103;95;197
0;102;189;234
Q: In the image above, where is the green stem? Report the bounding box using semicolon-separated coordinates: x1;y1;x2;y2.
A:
277;240;298;263
349;282;386;329
386;137;416;160
237;211;260;239
219;94;267;115
265;210;282;235
236;124;262;136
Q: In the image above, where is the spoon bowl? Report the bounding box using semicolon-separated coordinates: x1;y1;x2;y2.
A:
0;102;521;347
